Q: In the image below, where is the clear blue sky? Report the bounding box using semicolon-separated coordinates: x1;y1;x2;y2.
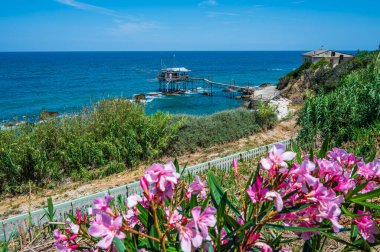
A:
0;0;379;51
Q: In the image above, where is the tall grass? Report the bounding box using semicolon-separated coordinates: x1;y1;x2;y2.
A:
172;102;277;153
298;52;380;147
0;99;179;194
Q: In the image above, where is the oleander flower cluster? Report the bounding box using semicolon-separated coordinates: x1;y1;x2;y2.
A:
53;144;380;251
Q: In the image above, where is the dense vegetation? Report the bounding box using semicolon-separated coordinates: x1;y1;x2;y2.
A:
298;51;380;154
0;100;179;194
0;100;277;195
278;51;376;95
14;145;380;252
172;102;277;153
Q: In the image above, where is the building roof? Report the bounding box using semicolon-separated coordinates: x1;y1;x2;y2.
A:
162;67;191;72
302;50;354;58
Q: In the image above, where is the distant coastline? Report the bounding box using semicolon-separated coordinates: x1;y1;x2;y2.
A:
0;51;306;122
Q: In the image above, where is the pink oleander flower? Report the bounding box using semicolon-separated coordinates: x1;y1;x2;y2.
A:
53;229;67;243
166;208;183;226
334;176;356;194
306;182;344;232
232;158;238;176
247;178;283;211
291;160;318;192
88;213;126;249
191;206;217;241
127;194;142;208
317;203;343;232
55;243;79;252
361;181;378;193
357;160;380;180
68;218;79;233
53;221;80;252
88;194;114;215
264;191;284;212
279;249;292;252
143;162;180;201
260;143;296;170
124;209;140;228
317;158;343;181
254;242;273;252
187;175;208;199
247;177;268;204
140;176;149;195
236;217;244;226
354;210;380;243
176;223;200;252
327;148;357;168
220;228;229;245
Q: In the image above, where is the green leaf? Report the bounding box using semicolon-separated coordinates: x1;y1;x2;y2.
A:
174;158;180;173
344;181;368;201
224;214;240;230
351;199;380;210
136;203;149;227
309;147;314;161
320;232;361;250
317;134;330;158
265;224;329;232
217;193;227;227
302;239;312;252
166;247;178;252
216;193;228;250
280;203;310;213
47;197;54;217
350;187;380;202
341;205;361;218
226;218;257;239
189;194;197;209
113;237;127;252
292;140;303;164
201;194;211;210
350;224;358;242
148;225;160;251
208;172;240;217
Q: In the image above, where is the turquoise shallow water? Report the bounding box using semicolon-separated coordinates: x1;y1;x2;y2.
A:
0;51;304;122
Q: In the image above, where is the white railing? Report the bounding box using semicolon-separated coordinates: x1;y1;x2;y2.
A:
0;137;295;241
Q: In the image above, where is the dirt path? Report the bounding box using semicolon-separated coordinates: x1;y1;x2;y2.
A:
0;113;299;220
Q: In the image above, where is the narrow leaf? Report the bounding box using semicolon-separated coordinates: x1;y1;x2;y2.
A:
350;187;380;202
113;237;127;252
320;232;361;250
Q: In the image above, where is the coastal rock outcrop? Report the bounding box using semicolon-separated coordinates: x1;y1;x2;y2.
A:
269;97;291;120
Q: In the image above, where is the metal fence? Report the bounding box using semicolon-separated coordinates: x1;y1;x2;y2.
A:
0;137;294;241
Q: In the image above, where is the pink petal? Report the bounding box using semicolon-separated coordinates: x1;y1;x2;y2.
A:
265;191;283;212
180;236;192;252
273;144;285;154
96;234;114;250
88;222;108;237
260;158;273;170
191;206;201;221
115;231;126;240
282;151;296;161
191;233;203;248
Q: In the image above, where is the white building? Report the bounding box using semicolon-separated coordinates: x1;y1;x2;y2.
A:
302;50;354;67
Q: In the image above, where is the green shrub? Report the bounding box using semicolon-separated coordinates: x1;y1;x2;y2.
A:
277;62;312;90
298;52;380;147
0;99;179;194
342;120;380;160
172;107;277;153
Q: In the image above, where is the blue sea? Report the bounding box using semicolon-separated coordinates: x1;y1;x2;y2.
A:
0;51;303;123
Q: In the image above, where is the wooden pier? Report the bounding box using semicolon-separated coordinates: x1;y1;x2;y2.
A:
156;66;279;105
157;67;255;95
